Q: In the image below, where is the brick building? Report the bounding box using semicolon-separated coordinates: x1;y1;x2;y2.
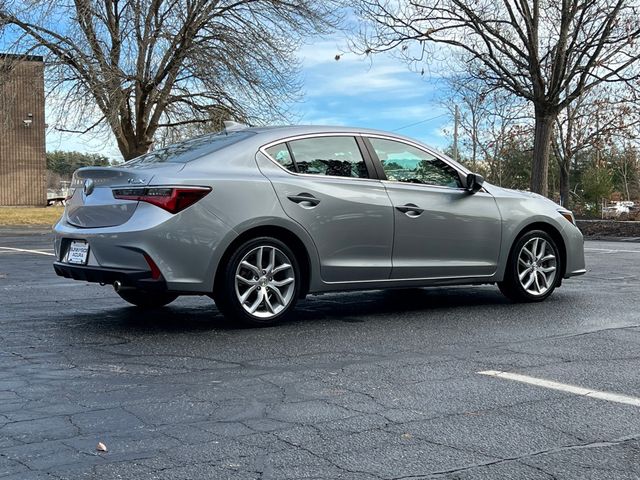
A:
0;54;46;206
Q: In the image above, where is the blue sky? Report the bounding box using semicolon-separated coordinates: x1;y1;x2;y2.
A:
295;39;452;143
45;36;454;159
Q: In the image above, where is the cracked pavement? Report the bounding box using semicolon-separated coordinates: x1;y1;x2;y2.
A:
1;228;640;479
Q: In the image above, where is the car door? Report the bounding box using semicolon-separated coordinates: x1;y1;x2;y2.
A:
257;134;394;283
364;136;502;280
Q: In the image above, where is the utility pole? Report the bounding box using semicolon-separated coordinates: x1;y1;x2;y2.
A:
453;104;459;161
595;115;601;168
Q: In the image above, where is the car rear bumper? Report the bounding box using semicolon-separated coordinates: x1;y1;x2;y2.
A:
53;262;167;291
52;201;235;293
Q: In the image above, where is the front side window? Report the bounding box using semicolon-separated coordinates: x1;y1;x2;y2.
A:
369;138;461;188
287;136;369;179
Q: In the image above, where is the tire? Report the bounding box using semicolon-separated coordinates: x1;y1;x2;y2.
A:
213;236;301;327
117;290;178;308
498;229;562;303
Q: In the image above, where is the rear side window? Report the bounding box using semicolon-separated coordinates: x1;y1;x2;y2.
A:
285;136;369;178
369;137;461;188
124;131;255;166
265;143;295;171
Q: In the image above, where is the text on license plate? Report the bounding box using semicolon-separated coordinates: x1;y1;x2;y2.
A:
67;241;89;265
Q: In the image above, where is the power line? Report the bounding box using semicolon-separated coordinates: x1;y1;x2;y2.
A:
391;113;448;132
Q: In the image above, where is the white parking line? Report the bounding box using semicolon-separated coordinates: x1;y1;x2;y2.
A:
0;247;55;256
585;247;640;254
478;370;640;407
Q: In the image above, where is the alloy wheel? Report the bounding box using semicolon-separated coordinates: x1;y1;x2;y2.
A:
517;237;557;296
234;245;296;318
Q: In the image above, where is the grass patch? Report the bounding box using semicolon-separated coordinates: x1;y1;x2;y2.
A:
0;207;64;226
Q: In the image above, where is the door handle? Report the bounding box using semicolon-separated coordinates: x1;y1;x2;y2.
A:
287;193;321;207
395;203;424;217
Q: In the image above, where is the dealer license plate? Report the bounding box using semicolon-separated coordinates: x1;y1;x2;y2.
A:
67;241;89;265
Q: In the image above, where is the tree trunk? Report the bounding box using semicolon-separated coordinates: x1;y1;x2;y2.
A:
530;110;556;196
119;139;153;160
559;158;571;208
115;122;154;160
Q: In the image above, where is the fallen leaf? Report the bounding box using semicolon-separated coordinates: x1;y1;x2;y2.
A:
96;442;108;452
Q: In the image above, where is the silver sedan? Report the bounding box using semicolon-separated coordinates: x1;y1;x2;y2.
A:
53;124;586;326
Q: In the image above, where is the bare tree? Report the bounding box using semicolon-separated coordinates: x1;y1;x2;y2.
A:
614;144;638;201
354;0;640;196
444;78;530;184
553;84;640;207
0;0;341;159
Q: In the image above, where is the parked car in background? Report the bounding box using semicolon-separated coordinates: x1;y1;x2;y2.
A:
603;201;636;218
53;123;586;326
47;181;71;206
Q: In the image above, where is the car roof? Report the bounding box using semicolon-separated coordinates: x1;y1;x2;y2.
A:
242;124;406;140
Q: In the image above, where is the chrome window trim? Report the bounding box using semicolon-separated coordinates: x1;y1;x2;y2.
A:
380;180;468;193
258;133;382;184
258;131;476;190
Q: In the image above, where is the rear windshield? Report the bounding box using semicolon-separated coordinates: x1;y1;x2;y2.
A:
123;131;255;166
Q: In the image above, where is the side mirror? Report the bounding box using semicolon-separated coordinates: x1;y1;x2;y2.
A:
466;173;484;193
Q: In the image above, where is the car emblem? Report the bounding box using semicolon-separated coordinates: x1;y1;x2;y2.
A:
83;179;95;196
127;178;146;185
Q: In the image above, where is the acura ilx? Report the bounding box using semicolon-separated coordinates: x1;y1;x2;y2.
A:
53;123;586;326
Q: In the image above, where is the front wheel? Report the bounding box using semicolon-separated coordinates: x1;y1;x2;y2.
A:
498;230;562;302
117;290;178;308
214;237;300;327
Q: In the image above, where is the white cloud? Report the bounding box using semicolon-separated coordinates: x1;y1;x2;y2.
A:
324;65;414;94
302;52;425;98
298;35;445;102
297;40;356;68
376;104;446;121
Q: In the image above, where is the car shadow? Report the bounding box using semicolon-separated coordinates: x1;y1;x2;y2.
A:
292;286;511;323
70;286;513;334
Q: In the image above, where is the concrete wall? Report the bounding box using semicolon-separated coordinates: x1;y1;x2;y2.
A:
577;220;640;239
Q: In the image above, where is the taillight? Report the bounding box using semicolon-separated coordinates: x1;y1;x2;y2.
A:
112;187;211;214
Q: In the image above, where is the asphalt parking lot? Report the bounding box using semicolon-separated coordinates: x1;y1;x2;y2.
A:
1;228;640;480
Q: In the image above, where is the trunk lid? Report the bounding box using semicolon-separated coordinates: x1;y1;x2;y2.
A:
65;164;182;228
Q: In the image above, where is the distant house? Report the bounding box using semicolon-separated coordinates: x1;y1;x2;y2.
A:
0;54;46;206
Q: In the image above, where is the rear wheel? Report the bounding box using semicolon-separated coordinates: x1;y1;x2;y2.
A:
498;230;561;302
214;237;300;327
117;290;178;308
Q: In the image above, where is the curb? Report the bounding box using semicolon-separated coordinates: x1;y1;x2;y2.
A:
0;226;54;236
582;236;640;243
